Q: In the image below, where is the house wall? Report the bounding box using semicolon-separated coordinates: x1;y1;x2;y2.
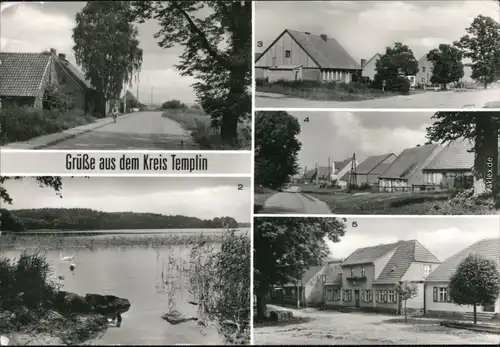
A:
321;69;356;83
416;56;433;86
362;56;380;81
267;68;302;83
423;170;473;189
401;262;436;283
255;31;319;68
373;283;399;313
379;178;408;192
407;146;445;187
425;282;500;316
53;59;86;111
1;96;36;108
302;68;321;81
255;67;265;79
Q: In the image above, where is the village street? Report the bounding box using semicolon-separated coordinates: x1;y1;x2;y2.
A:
255;88;500;109
46;111;196;150
254;306;500;345
259;187;332;214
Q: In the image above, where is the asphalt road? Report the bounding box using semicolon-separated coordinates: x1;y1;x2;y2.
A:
255;88;500;109
47;111;197;150
260;187;332;214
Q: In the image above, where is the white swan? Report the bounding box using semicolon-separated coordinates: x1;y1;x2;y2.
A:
1;335;9;346
60;250;74;261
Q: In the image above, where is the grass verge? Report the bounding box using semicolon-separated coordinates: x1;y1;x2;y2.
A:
162;109;251;150
255;79;401;101
0;106;95;145
254;186;278;213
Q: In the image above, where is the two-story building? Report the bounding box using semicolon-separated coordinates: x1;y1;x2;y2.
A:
324;240;441;315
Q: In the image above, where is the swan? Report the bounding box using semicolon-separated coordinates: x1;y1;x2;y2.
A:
0;335;9;346
60;250;74;261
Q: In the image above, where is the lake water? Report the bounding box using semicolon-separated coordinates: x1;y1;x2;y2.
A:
1;229;250;345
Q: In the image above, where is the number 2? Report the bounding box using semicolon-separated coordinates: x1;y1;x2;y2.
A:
238;184;243;190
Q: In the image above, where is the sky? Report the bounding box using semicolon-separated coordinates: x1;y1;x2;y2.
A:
327;216;500;262
0;1;198;104
255;0;500;62
3;177;251;223
289;111;441;171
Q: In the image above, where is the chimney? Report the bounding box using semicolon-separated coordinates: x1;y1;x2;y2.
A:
361;59;367;68
58;53;66;61
50;48;56;55
320;34;327;41
304;32;310;35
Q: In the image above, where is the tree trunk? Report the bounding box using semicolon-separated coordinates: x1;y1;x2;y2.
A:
255;286;267;321
404;300;407;322
473;115;499;198
473;303;477;324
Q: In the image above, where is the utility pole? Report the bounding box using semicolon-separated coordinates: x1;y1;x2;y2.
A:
347;153;357;193
315;161;319;186
150;86;154;107
328;156;331;186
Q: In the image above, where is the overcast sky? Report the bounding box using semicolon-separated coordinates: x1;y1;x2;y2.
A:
255;0;499;62
0;2;198;104
3;177;251;222
290;111;444;171
327;216;499;262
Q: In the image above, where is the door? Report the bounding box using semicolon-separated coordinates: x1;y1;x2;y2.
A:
354;290;360;307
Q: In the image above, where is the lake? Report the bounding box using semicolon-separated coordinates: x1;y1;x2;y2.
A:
1;229;250;345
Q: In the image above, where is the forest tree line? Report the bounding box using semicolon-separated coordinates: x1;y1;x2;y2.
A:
0;208;249;232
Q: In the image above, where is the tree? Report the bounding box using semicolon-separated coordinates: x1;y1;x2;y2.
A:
73;1;143;117
395;281;418;322
130;1;251;144
0;209;25;232
454;15;500;88
426;44;465;89
253;217;346;320
449;254;500;324
426;112;500;204
373;42;419;93
0;177;63;205
161;99;188;110
254;111;302;189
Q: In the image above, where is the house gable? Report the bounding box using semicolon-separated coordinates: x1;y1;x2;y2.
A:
255;29;320;68
361;53;382;79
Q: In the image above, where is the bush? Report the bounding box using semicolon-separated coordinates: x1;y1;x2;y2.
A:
43;83;76;112
0;105;95;144
0;251;62;312
161;99;188;110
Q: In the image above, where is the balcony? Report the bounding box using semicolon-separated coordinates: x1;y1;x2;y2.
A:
346;276;367;282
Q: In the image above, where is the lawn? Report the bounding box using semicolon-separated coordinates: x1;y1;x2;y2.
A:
254;186;278;213
162;109;251;150
303;190;490;214
255;79;406;102
253;308;500;345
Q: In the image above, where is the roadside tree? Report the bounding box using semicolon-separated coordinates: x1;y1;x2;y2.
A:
426;112;500;205
449;254;500;324
255;111;301;189
73;1;143;117
426;44;465;89
373;42;419;93
454;15;500;88
130;1;251;145
0;176;63;205
253;217;346;320
395;281;418;322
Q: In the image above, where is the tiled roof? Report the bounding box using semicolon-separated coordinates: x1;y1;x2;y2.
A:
287;29;361;70
424;139;474;171
255;53;263;62
380;144;442;179
375;240;441;284
0;52;51;97
334;158;352;174
358;153;395;174
342;241;403;266
55;56;93;89
426;238;500;282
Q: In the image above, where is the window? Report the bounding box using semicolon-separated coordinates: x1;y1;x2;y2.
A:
350;268;354;277
343;290;352;302
422;66;426;73
447;287;453;303
438;287;447;302
333;289;340;301
291;288;296;296
361;266;365;277
285;50;291;58
424;264;432;277
382;290;388;303
366;290;373;303
388;290;396;303
326;288;333;300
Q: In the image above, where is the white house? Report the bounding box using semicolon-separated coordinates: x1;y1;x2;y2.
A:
361;53;382;82
332;158;357;188
255;29;361;83
425;238;500;320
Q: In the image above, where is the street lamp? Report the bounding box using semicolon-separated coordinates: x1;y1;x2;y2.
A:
321;274;328;310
